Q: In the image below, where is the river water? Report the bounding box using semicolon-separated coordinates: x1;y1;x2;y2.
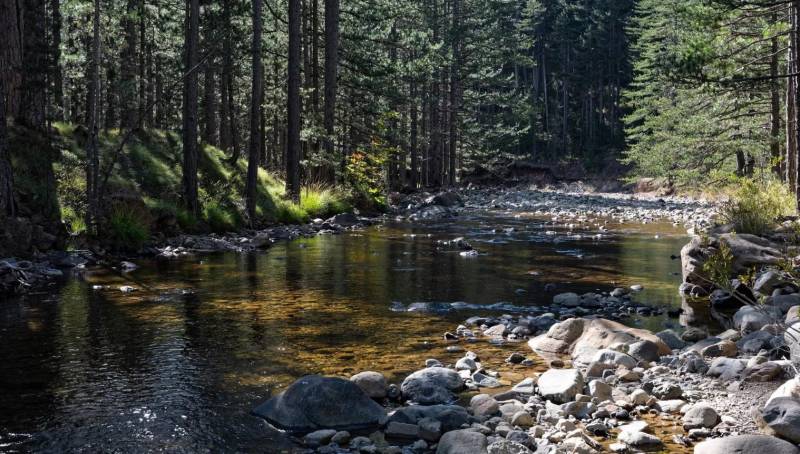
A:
0;211;690;452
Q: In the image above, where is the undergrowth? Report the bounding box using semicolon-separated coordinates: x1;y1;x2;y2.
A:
720;177;796;235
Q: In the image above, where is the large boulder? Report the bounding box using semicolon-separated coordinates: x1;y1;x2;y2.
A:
733;305;782;334
527;318;585;354
426;191;464;208
768;378;800;407
401;367;464;405
706;357;747;380
537;368;584;404
763;397;800;443
694;435;800;454
436;429;488;454
681;234;783;290
571;319;671;365
252;375;387;433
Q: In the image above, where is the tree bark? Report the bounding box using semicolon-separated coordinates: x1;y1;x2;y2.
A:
287;0;302;201
220;0;235;155
0;0;23;121
246;0;263;224
120;0;139;129
182;0;200;216
771;22;782;177
86;0;101;230
18;0;49;129
50;0;64;121
448;0;460;186
323;0;339;183
0;77;15;217
410;80;418;189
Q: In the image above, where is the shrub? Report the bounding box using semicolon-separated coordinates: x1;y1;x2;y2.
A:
300;185;351;219
721;178;796;235
107;207;150;250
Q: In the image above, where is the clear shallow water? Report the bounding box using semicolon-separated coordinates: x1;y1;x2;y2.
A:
0;211;689;452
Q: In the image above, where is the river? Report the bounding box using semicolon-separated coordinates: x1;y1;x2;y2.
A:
0;210;691;452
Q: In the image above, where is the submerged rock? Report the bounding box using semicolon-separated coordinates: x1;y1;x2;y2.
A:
252;375;387;433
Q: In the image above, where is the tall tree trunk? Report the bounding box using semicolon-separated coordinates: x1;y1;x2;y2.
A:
0;0;23;121
448;0;460;187
182;0;200;216
788;1;799;203
105;65;117;129
220;0;234;154
137;0;146;127
323;0;339;183
287;0;302;201
771;19;782;177
0;77;15;217
202;5;218;146
246;0;263;223
86;0;101;230
120;0;138;129
19;0;49;129
410;80;418;189
50;0;64;121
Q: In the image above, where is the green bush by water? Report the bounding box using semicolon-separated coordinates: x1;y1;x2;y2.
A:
721;177;796;235
107;207;150;250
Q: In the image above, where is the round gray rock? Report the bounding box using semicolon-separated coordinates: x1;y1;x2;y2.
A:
694;435;800;454
252;375;387;433
682;404;720;430
436;429;488;454
401;367;464;405
350;371;388;399
763;397;800;443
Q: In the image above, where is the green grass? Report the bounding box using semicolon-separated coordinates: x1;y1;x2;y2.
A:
35;123;352;241
107;206;150;251
721;177;796;235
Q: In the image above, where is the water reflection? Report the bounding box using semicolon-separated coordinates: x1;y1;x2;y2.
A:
0;213;690;451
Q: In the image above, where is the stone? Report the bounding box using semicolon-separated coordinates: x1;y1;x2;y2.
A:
693;435;800;454
385;421;419;440
456;357;478;371
733;305;781;334
510;411;533;427
745;361;783;382
706;357;746;381
681;234;782;290
768;378;800;406
528;318;585;354
331;431;350;445
656;329;686;350
487;440;533;454
511;377;536;395
401;367;464;405
252;375;387;433
651;383;682;400
471;394;500;417
681;327;708;343
303;429;338;447
763;397;800;443
754;271;789;295
701;340;738;358
538;368;584;404
553;292;581;307
388;405;469;433
618;430;663;450
630;389;650;406
588;379;612;401
769;294;800;312
506;352;526;364
472;371;502;388
656;399;687;413
571;319;670;365
484;324;508;337
351;371;388;399
418;417;442;442
628;340;660;362
682;404;720;430
436;429;488;454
